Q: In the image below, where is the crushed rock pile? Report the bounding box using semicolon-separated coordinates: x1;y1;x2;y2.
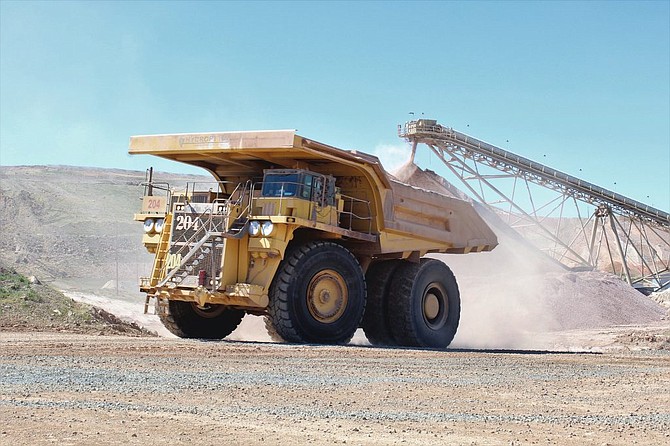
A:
393;162;667;349
540;271;666;328
651;288;670;313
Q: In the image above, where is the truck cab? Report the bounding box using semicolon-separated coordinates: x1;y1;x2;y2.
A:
254;169;338;225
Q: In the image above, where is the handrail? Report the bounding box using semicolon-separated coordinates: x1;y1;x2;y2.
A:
251;181;373;234
338;193;373;234
155;178;375;288
140;181;171;193
157;181;252;285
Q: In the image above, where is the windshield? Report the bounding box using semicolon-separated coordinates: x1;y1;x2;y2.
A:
261;173;301;198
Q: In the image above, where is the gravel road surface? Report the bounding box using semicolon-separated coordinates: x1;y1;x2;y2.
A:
1;332;669;445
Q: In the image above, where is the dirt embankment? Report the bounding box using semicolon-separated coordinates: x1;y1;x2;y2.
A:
0;266;154;337
0;165;207;294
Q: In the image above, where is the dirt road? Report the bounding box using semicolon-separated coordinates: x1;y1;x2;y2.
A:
1;332;669;446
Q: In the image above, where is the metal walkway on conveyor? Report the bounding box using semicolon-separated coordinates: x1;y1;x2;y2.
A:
400;119;670;293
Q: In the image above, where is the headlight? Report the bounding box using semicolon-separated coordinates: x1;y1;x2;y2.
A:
154;218;165;233
143;218;155;233
248;220;261;237
261;221;274;237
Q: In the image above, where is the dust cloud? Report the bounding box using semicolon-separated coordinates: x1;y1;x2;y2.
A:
394;161;666;350
228;315;273;343
230;316;371;345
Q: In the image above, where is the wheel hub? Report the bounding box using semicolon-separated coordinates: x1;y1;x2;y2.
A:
422;283;448;328
307;270;348;323
191;303;227;318
424;293;440;320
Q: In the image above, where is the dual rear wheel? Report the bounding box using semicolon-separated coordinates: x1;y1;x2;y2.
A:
362;258;460;349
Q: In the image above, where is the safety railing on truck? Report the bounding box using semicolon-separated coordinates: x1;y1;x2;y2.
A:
338;194;373;235
250;180;374;235
169;181;252;238
138;181;171;214
170;180;250;205
139;168;172;213
141;176;375;235
156;181;252;288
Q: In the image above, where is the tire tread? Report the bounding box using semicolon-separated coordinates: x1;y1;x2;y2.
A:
267;241;365;344
361;260;401;346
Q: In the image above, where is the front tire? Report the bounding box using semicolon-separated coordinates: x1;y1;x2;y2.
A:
159;301;244;339
267;241;366;344
263;315;285;342
388;259;460;348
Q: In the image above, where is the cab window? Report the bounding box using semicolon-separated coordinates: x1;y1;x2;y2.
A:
261;173;300;197
301;174;313;199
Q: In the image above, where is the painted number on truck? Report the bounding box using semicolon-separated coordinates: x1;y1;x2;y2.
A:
146;198;163;210
165;253;182;270
141;196;166;213
175;215;199;231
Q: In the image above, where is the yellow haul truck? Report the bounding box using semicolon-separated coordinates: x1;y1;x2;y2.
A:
130;124;497;348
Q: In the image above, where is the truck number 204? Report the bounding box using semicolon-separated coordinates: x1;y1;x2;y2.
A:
175;214;199;231
165;253;182;270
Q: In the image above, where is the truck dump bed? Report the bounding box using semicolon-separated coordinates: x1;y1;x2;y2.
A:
129;130;497;257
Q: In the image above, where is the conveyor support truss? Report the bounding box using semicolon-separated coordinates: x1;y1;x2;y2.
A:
400;119;670;293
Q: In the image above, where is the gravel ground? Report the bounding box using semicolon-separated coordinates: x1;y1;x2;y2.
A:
1;332;669;445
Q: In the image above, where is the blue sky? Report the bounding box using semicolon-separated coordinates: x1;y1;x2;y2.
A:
1;0;669;210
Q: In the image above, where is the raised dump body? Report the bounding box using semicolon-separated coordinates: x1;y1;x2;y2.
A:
130;129;497;347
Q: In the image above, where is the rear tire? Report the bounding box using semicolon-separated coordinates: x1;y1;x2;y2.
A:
388;259;460;348
159;301;244;339
361;260;401;346
267;241;366;344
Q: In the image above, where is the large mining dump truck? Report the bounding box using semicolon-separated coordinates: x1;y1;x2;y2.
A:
130;125;497;348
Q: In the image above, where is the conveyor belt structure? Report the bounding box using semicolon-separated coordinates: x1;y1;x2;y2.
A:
400;119;670;292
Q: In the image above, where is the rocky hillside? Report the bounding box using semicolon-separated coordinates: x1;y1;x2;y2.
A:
0;265;154;336
0;165;207;293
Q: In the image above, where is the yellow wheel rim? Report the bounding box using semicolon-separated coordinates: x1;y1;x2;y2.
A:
306;269;348;323
422;282;448;328
424;293;440;320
